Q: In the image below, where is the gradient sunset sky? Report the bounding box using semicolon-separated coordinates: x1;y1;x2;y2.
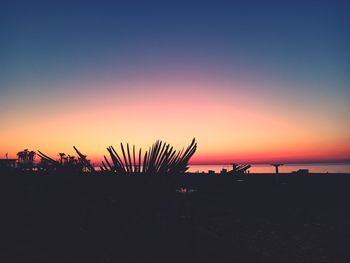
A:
1;0;349;164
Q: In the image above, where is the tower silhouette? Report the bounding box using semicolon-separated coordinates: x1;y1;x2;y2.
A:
271;163;284;174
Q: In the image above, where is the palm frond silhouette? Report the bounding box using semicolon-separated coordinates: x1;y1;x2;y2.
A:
101;138;197;175
37;147;94;172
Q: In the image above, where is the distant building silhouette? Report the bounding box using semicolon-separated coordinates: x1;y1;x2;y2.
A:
292;169;309;175
0;159;17;169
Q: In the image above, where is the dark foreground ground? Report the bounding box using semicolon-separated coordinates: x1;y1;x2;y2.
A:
1;172;350;263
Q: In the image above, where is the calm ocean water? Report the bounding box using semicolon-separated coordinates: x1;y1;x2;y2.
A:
188;163;350;173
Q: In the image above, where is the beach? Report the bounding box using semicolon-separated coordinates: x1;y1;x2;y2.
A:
1;173;350;262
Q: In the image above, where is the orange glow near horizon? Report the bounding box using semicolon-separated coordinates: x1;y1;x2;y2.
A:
1;74;349;164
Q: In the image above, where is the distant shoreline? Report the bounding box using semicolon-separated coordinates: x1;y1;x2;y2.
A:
189;161;350;166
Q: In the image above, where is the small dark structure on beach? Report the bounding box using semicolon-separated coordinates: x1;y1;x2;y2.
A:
292;169;309;175
228;163;251;175
271;163;284;174
101;138;197;175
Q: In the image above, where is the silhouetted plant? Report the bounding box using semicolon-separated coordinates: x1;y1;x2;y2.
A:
73;146;95;172
37;147;94;172
17;149;36;170
101;138;197;175
58;153;66;165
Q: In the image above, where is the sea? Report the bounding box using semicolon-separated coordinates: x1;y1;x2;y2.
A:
188;163;350;174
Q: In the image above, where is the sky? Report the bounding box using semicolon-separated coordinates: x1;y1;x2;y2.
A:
1;0;349;164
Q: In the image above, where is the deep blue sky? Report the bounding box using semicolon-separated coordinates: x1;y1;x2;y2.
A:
1;0;349;89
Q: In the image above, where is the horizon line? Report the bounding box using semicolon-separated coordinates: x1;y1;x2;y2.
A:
188;160;350;166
